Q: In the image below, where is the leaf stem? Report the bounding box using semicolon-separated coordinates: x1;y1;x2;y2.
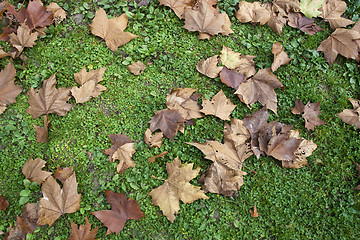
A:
151;175;165;181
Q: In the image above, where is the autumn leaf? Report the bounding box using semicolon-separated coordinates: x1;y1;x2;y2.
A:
300;0;324;18
336;98;360;129
291;99;326;130
74;67;106;86
250;205;258;217
69;217;98;240
54;166;74;185
320;0;354;30
22;158;52;184
0;62;22;115
27;74;72;118
112;143;136;174
200;90;236;121
220;46;256;78
92;190;145;235
271;42;291;72
288;12;322;35
149;157;208;222
149;151;168;163
46;2;66;25
235;1;270;25
149;109;185;141
196;55;223;78
127;61;146;75
144;128;163;148
219;67;245;91
9;23;38;55
235;68;283;114
34;115;49;143
104;134;133;161
90;8;138;52
353;162;360;190
0;196;8;211
159;0;193;19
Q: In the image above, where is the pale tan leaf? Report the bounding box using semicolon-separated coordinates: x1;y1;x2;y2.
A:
200;90;236;121
196;55;222;78
74;67;106;86
144;128;163;148
271;42;291;72
46;2;66;25
9;23;38;54
127;61;146;75
159;0;193;19
22;158;52;184
235;1;270;25
112;143;136;174
320;0;354;30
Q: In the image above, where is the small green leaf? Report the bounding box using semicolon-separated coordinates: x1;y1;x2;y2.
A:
20;189;31;197
19;196;29;205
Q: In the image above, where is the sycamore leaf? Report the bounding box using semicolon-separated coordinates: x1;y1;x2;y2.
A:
9;23;38;55
291;99;326;130
223;119;251;147
27;74;72;118
235;1;270;25
159;0;193;19
69;217;98;240
0;196;8;211
74;67;106;86
235;68;283;114
144;128;163;148
127;61;146;75
336;98;360;128
92;190;145;235
54;166;74;185
219;67;245;90
90;8;138;52
271;42;291;72
320;0;354;30
149;151;168;163
149;157;208;222
317;28;360;66
34;115;49;143
0;62;22;115
112;143;136;174
71;80;106;103
288;12;322;35
104;134;133;161
220;46;256;78
37;174;81;226
22;158;52;184
200;90;236;121
149;109;184;141
300;0;324;18
196;55;223;78
46;2;66;25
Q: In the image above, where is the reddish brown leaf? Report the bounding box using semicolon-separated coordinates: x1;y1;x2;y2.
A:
219;67;245;90
69;217;98;240
149;109;184;141
271;42;291;72
250;205;258;217
291;99;326;130
0;196;8;211
54;166;74;185
288;12;322;35
148;151;168;163
0;62;22;115
92;190;145;235
104;134;132;161
354;162;360;190
34;115;49;143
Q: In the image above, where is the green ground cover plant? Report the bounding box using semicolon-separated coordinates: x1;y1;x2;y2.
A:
1;0;360;239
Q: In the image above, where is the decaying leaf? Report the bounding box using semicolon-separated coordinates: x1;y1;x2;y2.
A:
127;61;146;75
200;90;236;121
149;109;185;141
22;158;52;184
271;42;291;72
320;0;354;30
104;134;133;161
336;98;360;129
235;1;270;25
92;190;145;235
0;62;22;115
149;151;168;163
90;8;138;52
300;0;324;18
219;67;245;90
54;166;74;185
37;174;81;226
9;23;38;55
69;217;98;240
220;46;256;78
34;115;49;143
159;0;193;19
0;196;8;211
149;157;208;222
282;136;317;169
291;99;326;130
112;143;136;174
27;74;72;118
144;128;163;148
46;2;66;25
250;205;258;217
196;55;223;78
288;12;322;35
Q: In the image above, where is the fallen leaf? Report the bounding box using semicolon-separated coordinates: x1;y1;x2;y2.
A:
288;12;322;35
22;158;52;184
69;217;98;240
111;142;136;174
144;128;163;148
291;99;326;130
54;166;74;185
89;8;138;52
149;151;168;163
37;174;81;226
282;136;317;168
149;157;208;222
46;2;66;25
74;67;106;86
219;67;245;90
159;0;193;19
92;190;145;235
27;73;72;118
235;1;270;25
0;62;22;115
300;0;324;18
149;109;184;141
33;115;49;143
320;0;354;30
336;98;360;128
271;42;291;72
196;55;223;78
127;61;146;75
250;205;258;217
220;46;256;78
224;119;251;147
200;90;236;121
9;23;38;55
353;20;360;33
0;47;10;58
104;134;133;161
354;162;360;190
0;196;8;211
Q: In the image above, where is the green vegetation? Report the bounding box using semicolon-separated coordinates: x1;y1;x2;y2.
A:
1;0;360;239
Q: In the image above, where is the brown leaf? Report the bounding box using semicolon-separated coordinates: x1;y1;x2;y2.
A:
235;1;270;25
159;0;193;19
149;109;184;141
288;12;322;35
69;217;98;240
144;128;163;148
264;2;288;35
148;151;168;163
336;98;360;129
235;68;283;114
34;115;49;143
0;196;8;211
46;2;66;25
353;20;360;33
54;166;74;185
74;67;106;86
219;67;245;90
112;143;136;174
220;46;256;78
250;205;258;217
149;157;208;222
354;162;360;190
27;74;72;118
196;55;222;78
224;119;251;147
37;174;81;226
92;190;145;235
127;61;146;75
104;134;133;161
9;23;38;55
90;8;137;52
320;0;354;30
71;80;106;103
0;62;22;115
292;99;326;130
317;28;360;66
271;42;291;72
22;158;52;184
200;90;236;121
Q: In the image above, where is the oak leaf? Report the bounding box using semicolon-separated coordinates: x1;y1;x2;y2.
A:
27;74;72;118
196;55;222;78
46;2;66;25
92;190;145;235
144;128;163;148
54;166;74;185
127;61;146;75
9;23;38;55
22;158;52;184
149;157;208;222
271;42;291;72
235;1;270;25
37;174;81;226
336;98;360;129
104;134;133;161
291;99;326;130
159;0;193;19
112;143;136;174
320;0;354;30
148;151;168;163
149;109;184;141
200;90;236;121
288;12;322;35
0;62;22;115
69;217;98;240
0;196;8;211
219;67;245;90
33;115;49;143
300;0;324;18
89;8;138;52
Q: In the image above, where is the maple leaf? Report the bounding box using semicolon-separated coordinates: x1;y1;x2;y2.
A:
200;90;236;121
300;0;324;18
271;42;291;72
92;190;145;235
69;217;98;240
0;196;8;211
0;62;22;115
112;142;136;174
235;68;283;114
159;0;193;19
46;2;66;26
149;109;185;141
220;46;256;78
90;8;138;52
144;128;163;148
22;158;52;184
127;61;146;75
74;67;106;85
235;1;270;25
33;115;49;143
104;134;133;161
9;23;37;55
317;28;360;66
149;157;208;222
54;166;74;185
291;99;326;130
288;12;322;35
149;151;168;163
37;174;81;226
27;74;72;118
320;0;354;30
219;67;245;90
196;55;223;78
336;98;360;129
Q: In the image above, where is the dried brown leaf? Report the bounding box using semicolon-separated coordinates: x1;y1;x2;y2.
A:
46;2;66;25
235;1;270;25
271;42;291;72
9;23;38;55
0;196;8;211
196;55;222;78
33;115;49;143
219;67;245;90
200;90;236;121
22;158;52;184
0;62;22;115
320;0;354;30
54;166;74;185
104;134;133;161
159;0;193;19
112;143;136;174
144;128;163;148
127;61;146;75
149;109;184;141
148;151;168;163
69;217;98;240
288;12;322;35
